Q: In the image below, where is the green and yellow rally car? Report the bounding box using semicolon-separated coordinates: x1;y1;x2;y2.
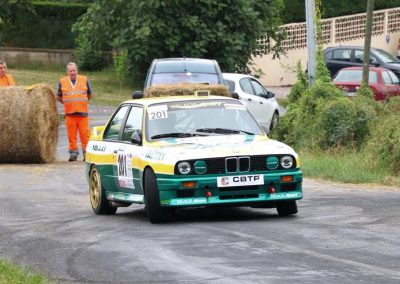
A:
86;91;302;223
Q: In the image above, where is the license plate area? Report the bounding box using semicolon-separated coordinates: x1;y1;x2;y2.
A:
217;174;264;187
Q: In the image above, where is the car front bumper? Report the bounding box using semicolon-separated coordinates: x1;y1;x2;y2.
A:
157;170;303;207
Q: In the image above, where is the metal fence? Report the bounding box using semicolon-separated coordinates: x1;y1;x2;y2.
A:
258;7;400;51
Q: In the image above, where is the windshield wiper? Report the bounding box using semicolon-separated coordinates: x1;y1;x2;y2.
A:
151;132;207;139
195;128;254;135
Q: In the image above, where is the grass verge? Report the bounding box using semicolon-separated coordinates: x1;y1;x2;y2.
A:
0;259;51;284
300;149;400;187
10;66;139;106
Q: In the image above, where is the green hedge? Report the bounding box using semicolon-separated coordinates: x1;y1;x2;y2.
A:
283;0;400;23
1;1;89;49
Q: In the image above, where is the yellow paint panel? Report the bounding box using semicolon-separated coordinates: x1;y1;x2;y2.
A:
86;152;114;164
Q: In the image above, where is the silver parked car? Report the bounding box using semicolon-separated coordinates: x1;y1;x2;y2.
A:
223;73;280;130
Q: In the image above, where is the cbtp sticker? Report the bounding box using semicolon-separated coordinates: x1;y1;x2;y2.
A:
217;174;264;187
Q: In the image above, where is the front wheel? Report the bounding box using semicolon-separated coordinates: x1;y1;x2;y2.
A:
277;200;298;216
89;166;117;215
270;111;279;131
144;168;170;223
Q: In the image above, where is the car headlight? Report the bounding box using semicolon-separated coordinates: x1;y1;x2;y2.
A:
280;156;294;169
177;161;191;174
266;156;279;170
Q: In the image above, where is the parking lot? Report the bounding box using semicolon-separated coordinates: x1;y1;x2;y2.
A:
0;103;399;283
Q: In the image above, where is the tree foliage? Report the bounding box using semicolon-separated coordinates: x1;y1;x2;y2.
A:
73;0;284;77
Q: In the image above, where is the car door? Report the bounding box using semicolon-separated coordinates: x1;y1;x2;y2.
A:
101;105;130;193
327;48;352;77
237;77;261;119
114;105;145;195
249;78;275;127
382;70;399;98
387;70;400;96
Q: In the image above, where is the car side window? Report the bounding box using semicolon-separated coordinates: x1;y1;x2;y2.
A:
103;105;129;140
332;49;351;62
387;70;399;84
250;79;266;97
121;106;144;142
382;71;393;84
239;78;255;95
354;50;364;63
324;50;332;60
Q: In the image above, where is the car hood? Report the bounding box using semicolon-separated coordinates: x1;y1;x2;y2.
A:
145;135;297;162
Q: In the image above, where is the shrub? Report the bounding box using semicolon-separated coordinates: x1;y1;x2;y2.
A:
74;38;104;71
366;98;400;175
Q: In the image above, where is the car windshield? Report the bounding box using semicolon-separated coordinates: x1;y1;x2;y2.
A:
146;99;263;141
374;49;400;64
334;70;378;84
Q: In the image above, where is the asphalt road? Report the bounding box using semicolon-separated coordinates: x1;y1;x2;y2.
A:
0;104;399;284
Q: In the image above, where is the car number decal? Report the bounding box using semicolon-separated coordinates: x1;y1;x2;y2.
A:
217;174;264;187
148;105;168;120
117;152;135;189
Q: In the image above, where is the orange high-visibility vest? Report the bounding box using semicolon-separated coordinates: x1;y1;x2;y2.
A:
0;74;16;86
59;75;89;114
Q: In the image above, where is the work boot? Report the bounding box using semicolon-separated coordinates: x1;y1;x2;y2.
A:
68;151;78;162
83;151;86;162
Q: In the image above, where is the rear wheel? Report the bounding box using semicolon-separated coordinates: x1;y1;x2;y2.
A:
89;166;117;215
277;200;298;216
144;168;170;223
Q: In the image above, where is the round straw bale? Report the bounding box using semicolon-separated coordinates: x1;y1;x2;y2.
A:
0;84;59;163
144;83;230;98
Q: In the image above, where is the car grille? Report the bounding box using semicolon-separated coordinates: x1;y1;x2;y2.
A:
174;155;296;175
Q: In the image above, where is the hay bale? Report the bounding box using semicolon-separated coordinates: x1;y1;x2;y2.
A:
144;83;230;98
0;84;59;163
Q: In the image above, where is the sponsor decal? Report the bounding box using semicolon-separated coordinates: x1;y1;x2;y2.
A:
224;103;246;111
270;192;301;199
217;174;264;187
169;102;223;110
148;105;168;120
145;151;165;161
175;198;207;205
117;152;135;189
92;144;106;152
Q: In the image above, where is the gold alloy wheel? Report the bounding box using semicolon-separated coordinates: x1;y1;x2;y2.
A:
89;168;101;209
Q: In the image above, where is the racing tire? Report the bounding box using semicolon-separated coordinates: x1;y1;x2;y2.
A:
144;168;170;224
277;200;298;217
89;166;117;215
270;111;279;131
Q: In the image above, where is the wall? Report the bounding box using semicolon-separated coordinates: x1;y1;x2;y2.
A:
253;7;400;86
0;47;75;66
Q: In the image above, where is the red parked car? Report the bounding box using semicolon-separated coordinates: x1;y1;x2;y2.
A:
333;67;400;101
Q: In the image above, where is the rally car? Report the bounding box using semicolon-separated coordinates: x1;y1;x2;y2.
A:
85;91;302;223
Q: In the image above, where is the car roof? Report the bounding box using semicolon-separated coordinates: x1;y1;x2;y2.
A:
338;66;387;72
222;73;254;80
153;58;215;63
122;95;238;107
324;46;380;51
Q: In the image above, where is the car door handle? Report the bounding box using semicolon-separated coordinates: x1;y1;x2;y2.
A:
248;98;252;101
113;148;125;154
259;101;263;104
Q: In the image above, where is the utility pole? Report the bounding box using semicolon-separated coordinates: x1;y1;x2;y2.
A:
305;0;316;86
362;0;374;85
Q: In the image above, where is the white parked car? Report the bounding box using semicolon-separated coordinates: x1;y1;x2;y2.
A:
223;73;280;131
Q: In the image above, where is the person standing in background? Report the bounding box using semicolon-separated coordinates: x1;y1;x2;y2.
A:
0;60;16;86
57;62;92;162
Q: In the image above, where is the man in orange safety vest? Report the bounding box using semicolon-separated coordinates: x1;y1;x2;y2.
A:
57;62;92;161
0;60;16;87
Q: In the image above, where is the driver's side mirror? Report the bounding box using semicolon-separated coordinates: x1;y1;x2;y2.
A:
230;92;240;99
130;130;142;145
266;91;275;98
370;59;379;66
132;91;144;99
